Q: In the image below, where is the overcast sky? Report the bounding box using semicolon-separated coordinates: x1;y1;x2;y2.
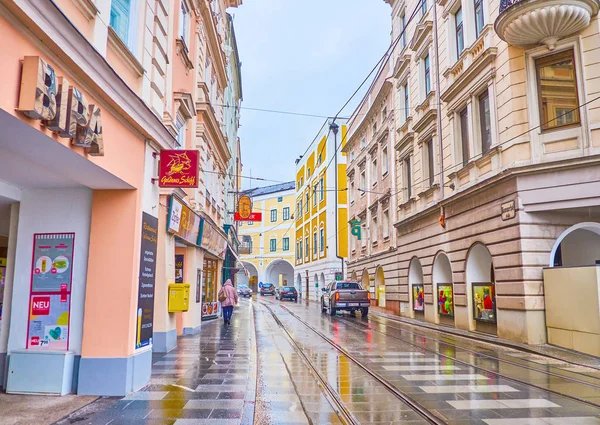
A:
231;0;391;189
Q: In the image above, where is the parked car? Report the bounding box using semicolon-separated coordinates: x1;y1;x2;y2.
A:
321;281;370;317
237;285;252;298
276;286;298;302
260;283;276;296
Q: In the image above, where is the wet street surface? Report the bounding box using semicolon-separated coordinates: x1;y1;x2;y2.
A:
55;297;600;424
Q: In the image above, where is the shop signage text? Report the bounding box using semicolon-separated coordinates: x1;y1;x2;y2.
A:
136;212;158;349
233;211;262;222
501;200;516;221
167;195;202;245
199;219;228;259
159;150;199;188
18;56;104;156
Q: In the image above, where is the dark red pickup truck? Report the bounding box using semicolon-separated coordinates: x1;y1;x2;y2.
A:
321;281;370;317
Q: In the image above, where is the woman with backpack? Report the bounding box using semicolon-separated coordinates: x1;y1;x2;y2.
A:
219;279;238;325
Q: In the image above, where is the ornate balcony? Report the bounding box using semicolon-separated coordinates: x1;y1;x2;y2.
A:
495;0;599;50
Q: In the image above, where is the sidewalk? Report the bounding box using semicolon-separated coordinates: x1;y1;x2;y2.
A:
53;300;257;425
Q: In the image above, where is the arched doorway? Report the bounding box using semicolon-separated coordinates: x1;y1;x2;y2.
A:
350;271;358;281
313;274;319;300
265;259;294;287
433;252;454;326
296;273;302;297
239;261;259;292
361;269;372;305
375;266;386;308
550;222;600;267
408;257;424;319
466;243;497;335
320;272;325;289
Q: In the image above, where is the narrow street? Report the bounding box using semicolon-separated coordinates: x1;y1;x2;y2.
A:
53;297;600;425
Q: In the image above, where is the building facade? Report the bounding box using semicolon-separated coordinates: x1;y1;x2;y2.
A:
346;0;600;350
237;182;295;292
295;121;349;301
0;0;242;396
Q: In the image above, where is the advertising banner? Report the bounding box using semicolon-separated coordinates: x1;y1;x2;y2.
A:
31;233;75;293
136;213;158;349
158;150;199;188
27;294;70;350
167;196;202;246
412;284;425;312
175;254;184;283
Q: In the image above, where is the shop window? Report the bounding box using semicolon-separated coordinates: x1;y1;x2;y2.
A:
283;207;290;220
283;237;290;251
270;209;277;222
270;238;277;252
455;7;464;57
474;0;484;38
459;107;470;166
478;90;492;154
536;50;580;132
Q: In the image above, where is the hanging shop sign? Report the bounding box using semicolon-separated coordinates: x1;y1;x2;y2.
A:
412;284;425;312
167;195;202;246
26;233;75;350
136;212;158;349
437;284;454;317
199;219;228;259
158;150;199;188
175;254;184;283
18;56;104;155
237;195;252;219
472;282;496;323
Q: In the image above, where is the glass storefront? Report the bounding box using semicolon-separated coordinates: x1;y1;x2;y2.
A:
202;258;218;319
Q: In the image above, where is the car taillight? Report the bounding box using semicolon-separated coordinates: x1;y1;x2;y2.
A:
335;292;339;302
367;291;371;301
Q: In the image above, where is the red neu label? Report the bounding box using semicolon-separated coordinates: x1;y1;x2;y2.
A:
30;336;40;346
31;296;51;316
159;150;199;188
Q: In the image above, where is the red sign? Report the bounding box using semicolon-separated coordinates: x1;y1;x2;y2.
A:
31;296;51;316
234;212;262;222
159;150;199;188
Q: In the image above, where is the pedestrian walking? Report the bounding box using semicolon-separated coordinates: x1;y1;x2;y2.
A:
219;279;238;325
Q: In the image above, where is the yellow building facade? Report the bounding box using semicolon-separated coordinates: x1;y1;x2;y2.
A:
237;182;295;291
295;120;349;301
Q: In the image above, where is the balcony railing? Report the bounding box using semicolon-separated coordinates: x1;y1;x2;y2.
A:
499;0;522;14
239;245;252;255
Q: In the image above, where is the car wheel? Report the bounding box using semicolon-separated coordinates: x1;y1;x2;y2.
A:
321;299;327;313
361;308;369;318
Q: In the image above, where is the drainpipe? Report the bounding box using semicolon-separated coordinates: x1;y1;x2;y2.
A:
433;0;444;200
330;122;345;279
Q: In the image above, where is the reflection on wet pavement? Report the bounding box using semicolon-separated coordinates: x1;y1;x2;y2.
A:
263;298;600;425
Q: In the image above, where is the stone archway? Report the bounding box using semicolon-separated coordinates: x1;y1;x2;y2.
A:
466;243;497;335
361;269;370;290
296;273;303;296
550;222;600;267
239;261;259;292
320;272;325;289
408;257;424;318
432;252;453;325
375;266;386;308
265;259;294;287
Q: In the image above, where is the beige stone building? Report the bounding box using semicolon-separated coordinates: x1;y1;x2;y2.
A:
346;0;600;351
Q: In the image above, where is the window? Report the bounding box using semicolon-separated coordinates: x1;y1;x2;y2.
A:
382;147;389;175
270;209;277;222
360;169;366;193
350;151;355;162
175;114;186;148
372;216;378;243
298;241;303;260
313;185;318;207
283;207;290;220
360;137;366;149
371;157;378;186
350;180;355;204
382;107;387;121
421;0;428;18
404;83;410;123
270;239;276;252
298;200;302;217
455;7;464;57
479;90;492;154
475;0;484;38
424;55;431;95
404;156;412;200
317;154;322;165
320;228;324;252
319;178;324;201
278;196;283;202
536;50;580;131
313;232;317;255
305;193;309;213
248;220;254;226
399;13;406;49
179;0;189;45
426;140;435;188
372;122;377;136
110;0;132;45
283;237;290;251
307;167;311;178
305;236;309;258
383;210;390;239
459;107;470;166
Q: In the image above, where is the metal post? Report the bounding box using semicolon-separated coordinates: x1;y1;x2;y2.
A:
329;122;345;279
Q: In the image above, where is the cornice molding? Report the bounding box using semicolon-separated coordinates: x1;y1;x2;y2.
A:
72;0;98;21
199;1;227;89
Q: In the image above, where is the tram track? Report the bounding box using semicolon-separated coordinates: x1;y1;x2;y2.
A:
336;313;600;409
261;300;448;425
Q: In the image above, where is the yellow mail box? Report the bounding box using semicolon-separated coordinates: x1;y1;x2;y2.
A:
168;283;190;312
